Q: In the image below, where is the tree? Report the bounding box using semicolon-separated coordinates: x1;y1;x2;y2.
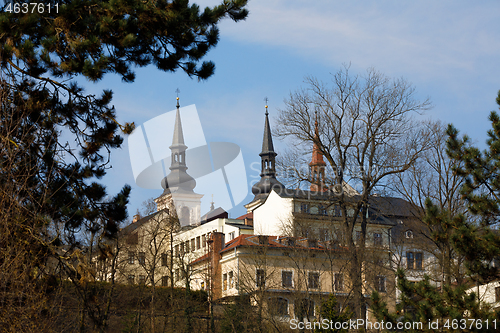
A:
275;65;431;319
0;0;247;330
371;91;500;331
389;121;468;286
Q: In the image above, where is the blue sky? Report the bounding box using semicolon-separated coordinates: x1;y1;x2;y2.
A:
85;0;500;220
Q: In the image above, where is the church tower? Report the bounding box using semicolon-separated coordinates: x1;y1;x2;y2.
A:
251;104;284;200
309;110;327;192
155;97;203;226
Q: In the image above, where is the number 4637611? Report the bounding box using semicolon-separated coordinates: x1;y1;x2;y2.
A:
4;2;59;14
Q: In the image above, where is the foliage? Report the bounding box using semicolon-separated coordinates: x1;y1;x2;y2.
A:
219;295;258;333
314;294;352;333
371;91;500;331
372;269;498;332
0;0;247;330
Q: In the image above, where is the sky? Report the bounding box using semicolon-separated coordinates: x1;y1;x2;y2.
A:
83;0;500;221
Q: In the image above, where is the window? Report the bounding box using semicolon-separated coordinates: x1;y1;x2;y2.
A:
202;234;206;248
128;275;135;284
175;244;179;257
256;269;265;288
407;251;423;270
318;205;327;215
128;252;134;264
407;252;414;269
191;238;195;252
333;205;341;217
308;272;320;289
355;231;361;242
229;271;234;289
405;230;414;238
282;271;293;288
300;203;310;214
175;269;180;282
416;252;423;270
138;252;145;265
319;228;329;242
201;281;205;290
376;276;386;292
161;253;168;266
223;273;228;291
495;287;500;303
196;236;201;249
373;233;382;246
229;231;235;241
334;273;344;292
138;275;146;284
161;276;169;287
180;243;184;255
270;297;289;316
185;240;190;253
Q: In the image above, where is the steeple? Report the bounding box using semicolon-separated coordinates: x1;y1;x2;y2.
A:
309;108;327;192
160;96;196;194
251;103;284;198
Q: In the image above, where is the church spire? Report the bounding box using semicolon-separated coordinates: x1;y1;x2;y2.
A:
160;96;196;194
251;102;284;198
261;104;275;156
309;107;327;192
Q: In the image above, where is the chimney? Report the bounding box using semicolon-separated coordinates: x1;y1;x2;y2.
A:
208;232;225;300
133;214;141;223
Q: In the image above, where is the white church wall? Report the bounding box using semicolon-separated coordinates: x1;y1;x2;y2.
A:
253;191;293;236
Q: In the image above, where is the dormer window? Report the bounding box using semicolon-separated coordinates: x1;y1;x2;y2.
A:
405;230;413;239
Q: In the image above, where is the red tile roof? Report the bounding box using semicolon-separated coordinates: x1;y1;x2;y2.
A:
236;212;253;220
190;234;347;265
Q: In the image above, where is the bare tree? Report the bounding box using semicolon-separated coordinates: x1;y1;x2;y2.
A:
388;121;468;286
275;65;431;319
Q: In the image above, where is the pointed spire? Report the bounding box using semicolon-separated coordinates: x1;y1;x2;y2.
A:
171;96;186;149
160;95;195;194
310;106;327;192
261;103;275;154
251;101;284;198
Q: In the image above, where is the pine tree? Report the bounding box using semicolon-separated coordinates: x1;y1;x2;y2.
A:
371;91;500;331
0;0;247;329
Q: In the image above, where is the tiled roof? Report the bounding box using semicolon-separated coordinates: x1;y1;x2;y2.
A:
190;234;347;265
236;212;253;220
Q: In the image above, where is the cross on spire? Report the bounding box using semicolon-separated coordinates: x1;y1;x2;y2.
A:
264;97;269;115
176;88;180;108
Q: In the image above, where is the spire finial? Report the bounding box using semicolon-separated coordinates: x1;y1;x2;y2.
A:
176;88;180;109
264;97;269;116
210;194;215;211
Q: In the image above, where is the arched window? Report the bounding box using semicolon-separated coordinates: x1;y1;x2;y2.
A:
269;297;289;316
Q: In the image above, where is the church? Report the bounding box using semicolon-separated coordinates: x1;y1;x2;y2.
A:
114;98;428;321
